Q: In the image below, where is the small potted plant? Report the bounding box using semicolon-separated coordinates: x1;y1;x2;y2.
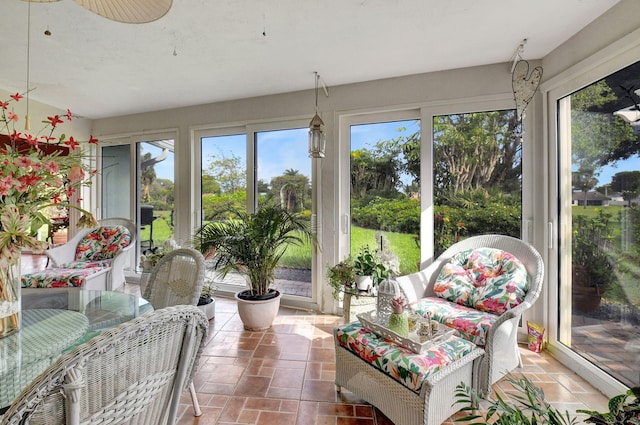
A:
197;278;217;320
327;259;356;300
353;245;389;291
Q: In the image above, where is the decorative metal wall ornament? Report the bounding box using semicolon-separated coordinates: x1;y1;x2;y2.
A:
512;59;543;138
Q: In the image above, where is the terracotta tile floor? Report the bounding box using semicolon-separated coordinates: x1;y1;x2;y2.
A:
164;295;609;425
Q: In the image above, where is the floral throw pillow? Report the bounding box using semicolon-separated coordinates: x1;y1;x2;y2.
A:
433;247;528;315
75;225;132;262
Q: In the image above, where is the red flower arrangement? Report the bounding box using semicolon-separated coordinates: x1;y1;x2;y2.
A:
0;92;99;266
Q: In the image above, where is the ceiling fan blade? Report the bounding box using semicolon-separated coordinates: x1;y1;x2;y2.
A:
73;0;172;23
21;0;172;23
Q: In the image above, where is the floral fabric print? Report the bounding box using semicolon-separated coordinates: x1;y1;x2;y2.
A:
414;297;497;346
60;260;113;269
22;267;105;288
335;322;477;392
21;225;129;289
433;247;528;315
75;225;132;262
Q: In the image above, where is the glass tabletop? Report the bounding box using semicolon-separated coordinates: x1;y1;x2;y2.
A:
1;290;153;412
23;289;153;331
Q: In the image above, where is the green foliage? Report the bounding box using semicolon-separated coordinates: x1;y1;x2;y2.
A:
270;169;310;213
572;209;617;287
202;190;247;221
351;226;419;275
352;245;390;286
326;260;355;300
204;152;246;194
434;209;466;257
577;387;640;424
193;203;315;297
351;197;420;234
433;111;520;197
611;171;640;204
454;374;577;425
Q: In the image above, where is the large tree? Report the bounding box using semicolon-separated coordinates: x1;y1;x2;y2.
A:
270;169;309;212
204;153;245;194
570;80;634;195
433;111;520;198
611;171;640;206
351;135;406;201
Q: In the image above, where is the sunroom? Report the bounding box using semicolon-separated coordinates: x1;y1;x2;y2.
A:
2;0;639;422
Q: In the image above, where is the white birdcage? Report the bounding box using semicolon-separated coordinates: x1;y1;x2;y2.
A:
377;278;402;319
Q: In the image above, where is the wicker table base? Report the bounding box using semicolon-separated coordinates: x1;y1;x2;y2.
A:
334;332;484;425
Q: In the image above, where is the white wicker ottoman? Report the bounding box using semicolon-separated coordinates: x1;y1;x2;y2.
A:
334;322;484;425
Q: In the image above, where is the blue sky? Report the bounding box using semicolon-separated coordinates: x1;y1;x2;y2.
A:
194;121;419;183
597;156;640;187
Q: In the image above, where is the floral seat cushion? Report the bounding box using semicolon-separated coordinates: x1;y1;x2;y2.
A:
22;267;106;289
335;322;477;392
433;247;528;315
74;225;132;262
59;259;113;269
414;297;498;346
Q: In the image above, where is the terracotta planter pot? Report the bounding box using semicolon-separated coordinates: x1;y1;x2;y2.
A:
235;289;281;331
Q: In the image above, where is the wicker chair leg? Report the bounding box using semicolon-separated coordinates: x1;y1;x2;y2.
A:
189;382;202;416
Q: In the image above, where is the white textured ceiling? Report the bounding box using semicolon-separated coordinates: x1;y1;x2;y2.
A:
0;0;620;119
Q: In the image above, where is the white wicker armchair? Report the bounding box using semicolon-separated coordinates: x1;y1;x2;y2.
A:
0;305;208;425
395;234;544;394
48;218;137;290
142;247;207;416
22;218;137;293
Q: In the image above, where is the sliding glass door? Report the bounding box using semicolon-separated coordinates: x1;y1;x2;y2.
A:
556;60;640;389
101;136;175;271
198;122;316;301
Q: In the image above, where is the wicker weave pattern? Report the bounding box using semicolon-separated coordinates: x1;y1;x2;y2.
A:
141;247;206;417
0;310;89;408
1;305;208;425
334;331;484;425
395;234;544;394
143;248;205;308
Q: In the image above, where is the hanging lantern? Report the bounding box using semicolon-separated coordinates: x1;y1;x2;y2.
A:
308;72;326;158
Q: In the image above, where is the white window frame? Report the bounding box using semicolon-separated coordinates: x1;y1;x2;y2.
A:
193;119;320;310
541;27;640;397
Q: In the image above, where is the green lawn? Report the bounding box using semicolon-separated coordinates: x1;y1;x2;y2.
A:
139;210;174;248
276;225;420;275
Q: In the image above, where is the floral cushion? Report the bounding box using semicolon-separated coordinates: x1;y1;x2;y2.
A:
433;247;528;315
335;322;477;392
60;260;113;269
74;225;132;262
414;297;498;346
21;267;106;288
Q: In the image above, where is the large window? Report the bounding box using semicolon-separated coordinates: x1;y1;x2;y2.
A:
349;119;421;276
432;110;522;255
256;128;312;299
557;60;640;389
199;124;316;301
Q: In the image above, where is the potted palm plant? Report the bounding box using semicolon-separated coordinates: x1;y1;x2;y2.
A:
193;204;314;331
